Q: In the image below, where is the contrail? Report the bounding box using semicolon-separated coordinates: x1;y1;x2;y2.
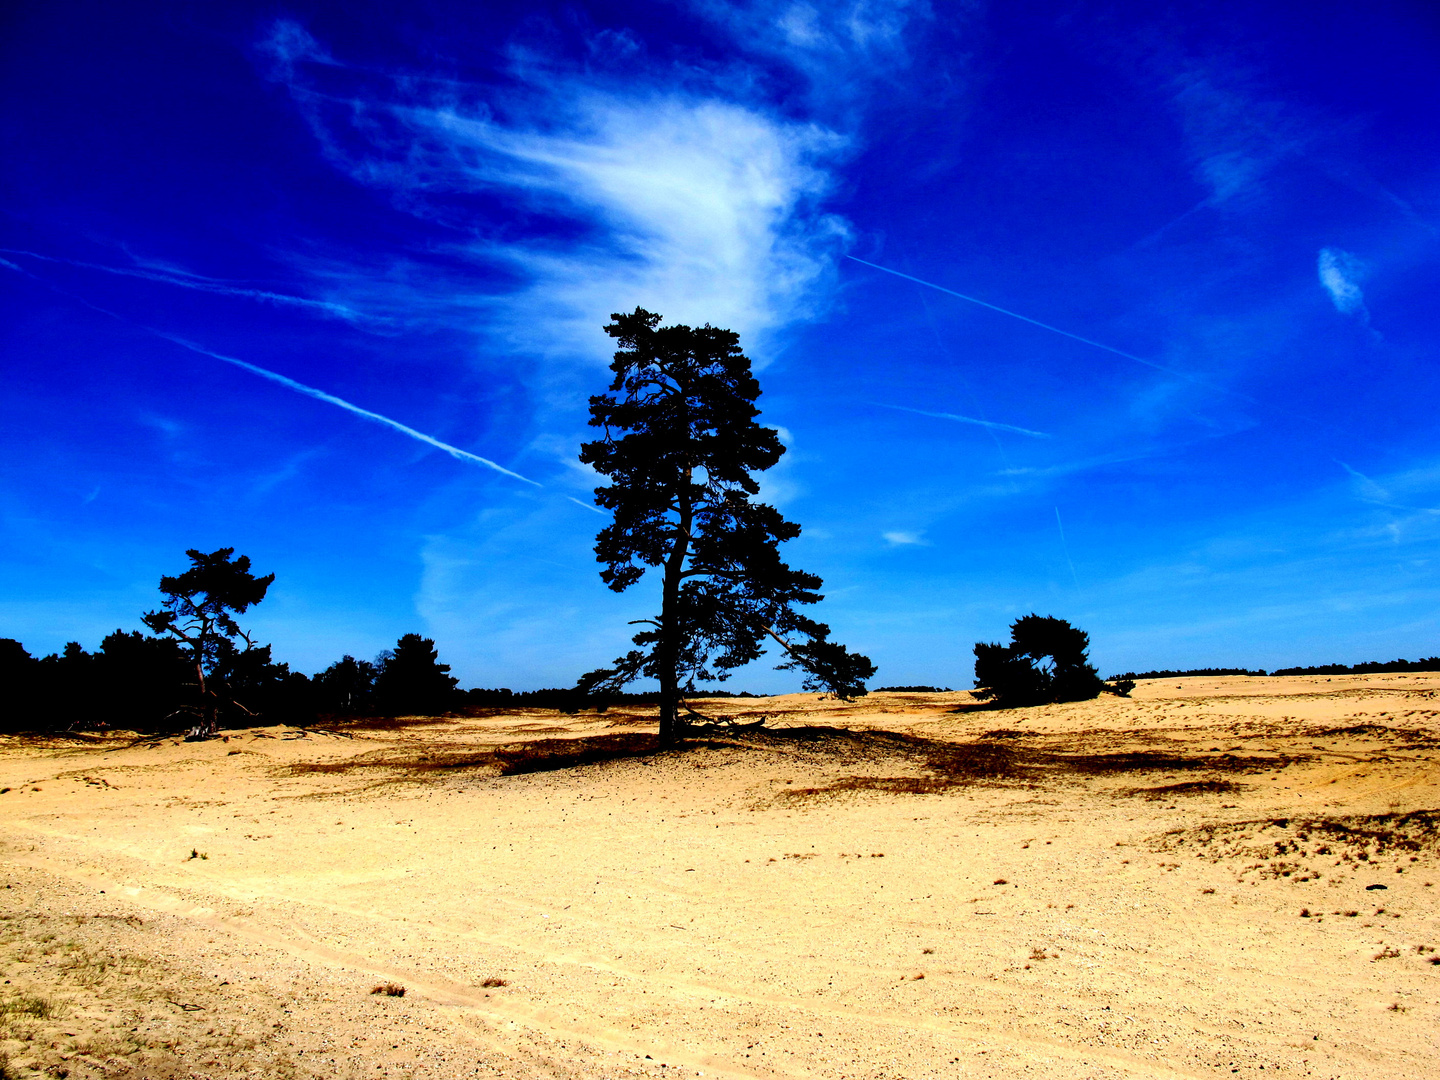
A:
155;333;539;486
878;403;1050;439
0;256;538;486
847;255;1194;380
1054;506;1080;590
0;247;372;323
566;495;606;515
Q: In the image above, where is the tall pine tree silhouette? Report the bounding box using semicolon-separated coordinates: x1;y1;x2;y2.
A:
576;308;873;741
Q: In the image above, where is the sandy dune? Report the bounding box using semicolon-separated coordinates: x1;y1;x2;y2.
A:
0;675;1437;1079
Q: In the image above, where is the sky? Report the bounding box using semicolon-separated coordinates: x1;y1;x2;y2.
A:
2;0;1439;689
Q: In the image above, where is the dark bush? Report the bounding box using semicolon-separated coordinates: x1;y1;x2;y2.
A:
973;614;1105;708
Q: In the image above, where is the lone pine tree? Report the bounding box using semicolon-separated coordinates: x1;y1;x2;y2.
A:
142;547;274;736
576;307;874;742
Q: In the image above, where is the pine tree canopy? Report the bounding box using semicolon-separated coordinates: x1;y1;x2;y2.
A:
142;547;274;673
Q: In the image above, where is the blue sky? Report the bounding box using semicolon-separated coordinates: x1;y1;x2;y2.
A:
3;0;1438;688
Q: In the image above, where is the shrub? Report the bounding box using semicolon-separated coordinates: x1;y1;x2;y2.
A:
972;615;1105;707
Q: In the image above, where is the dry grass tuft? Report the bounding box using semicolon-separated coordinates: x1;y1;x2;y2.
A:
0;993;60;1020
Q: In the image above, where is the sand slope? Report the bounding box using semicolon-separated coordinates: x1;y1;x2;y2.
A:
0;675;1437;1079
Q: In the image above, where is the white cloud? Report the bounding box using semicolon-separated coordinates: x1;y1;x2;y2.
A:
261;22;851;371
444;94;849;363
883;529;927;546
1317;247;1369;319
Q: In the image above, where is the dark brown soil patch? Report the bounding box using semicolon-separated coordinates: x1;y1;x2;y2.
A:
494;733;660;774
313;716;455;732
1126;779;1245;800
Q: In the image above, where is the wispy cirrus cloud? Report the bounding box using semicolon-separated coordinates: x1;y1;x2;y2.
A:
1166;62;1313;206
260;19;854;369
1337;460;1440;516
0;251;533;484
692;0;936;117
996;449;1158;480
1338;460;1390;504
848;256;1239;393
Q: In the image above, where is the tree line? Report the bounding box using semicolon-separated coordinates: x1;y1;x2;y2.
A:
1112;658;1440;681
0;626;460;734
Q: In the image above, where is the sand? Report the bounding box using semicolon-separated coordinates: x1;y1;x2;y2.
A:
0;674;1437;1079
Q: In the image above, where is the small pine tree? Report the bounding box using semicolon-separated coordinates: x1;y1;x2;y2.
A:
142;547;275;736
373;634;457;716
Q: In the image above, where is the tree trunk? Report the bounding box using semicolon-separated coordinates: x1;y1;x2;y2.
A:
196;657;216;735
657;489;693;745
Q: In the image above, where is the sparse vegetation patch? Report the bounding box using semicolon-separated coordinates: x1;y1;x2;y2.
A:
1154;810;1440;864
